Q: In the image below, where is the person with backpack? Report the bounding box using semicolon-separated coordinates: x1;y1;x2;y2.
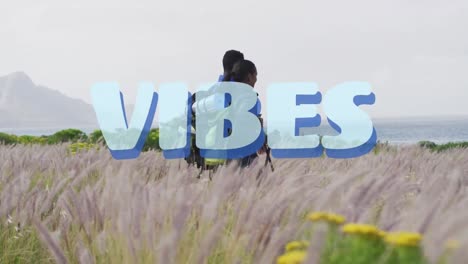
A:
186;51;273;177
186;50;245;172
222;59;267;168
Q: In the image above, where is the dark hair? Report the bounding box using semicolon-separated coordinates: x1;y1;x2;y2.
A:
223;60;257;83
222;50;244;73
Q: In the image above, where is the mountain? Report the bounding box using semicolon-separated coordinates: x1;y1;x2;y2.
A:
0;72;98;129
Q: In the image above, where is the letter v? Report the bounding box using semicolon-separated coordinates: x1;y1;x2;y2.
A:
91;82;158;160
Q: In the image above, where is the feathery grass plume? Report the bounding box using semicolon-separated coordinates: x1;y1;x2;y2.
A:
0;219;53;263
436;239;460;264
33;219;67;264
0;143;468;263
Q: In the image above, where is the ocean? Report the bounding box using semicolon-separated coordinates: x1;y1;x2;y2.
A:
374;117;468;144
304;117;468;144
1;117;468;145
301;117;468;144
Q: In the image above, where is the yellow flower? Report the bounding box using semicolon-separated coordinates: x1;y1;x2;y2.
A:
385;232;422;247
445;239;460;250
277;251;307;264
378;230;387;237
342;223;385;238
307;212;346;225
68;143;97;154
308;212;325;221
285;241;310;252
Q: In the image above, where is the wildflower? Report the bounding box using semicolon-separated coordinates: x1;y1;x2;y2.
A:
285;240;310;252
307;212;346;225
68;143;97;155
342;223;385;238
445;239;460;250
385;232;422;247
277;251;307;264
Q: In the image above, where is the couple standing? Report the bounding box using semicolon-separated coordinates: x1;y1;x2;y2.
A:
188;50;269;173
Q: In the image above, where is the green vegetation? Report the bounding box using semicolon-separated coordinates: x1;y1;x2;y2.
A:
2;129;467;156
275;212;457;264
0;144;466;263
46;129;88;144
0;221;53;263
18;135;48;145
0;128;162;151
143;128;160;151
419;141;468;152
89;129;104;143
0;132;18;145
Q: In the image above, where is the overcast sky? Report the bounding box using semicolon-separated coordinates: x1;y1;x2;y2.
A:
0;0;467;119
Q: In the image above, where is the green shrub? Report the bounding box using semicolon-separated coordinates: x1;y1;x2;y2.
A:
419;141;468;152
47;129;88;144
418;141;437;150
435;142;468;152
18;135;47;145
89;128;160;151
89;129;104;144
0;132;17;145
1;128;164;150
143;128;160;151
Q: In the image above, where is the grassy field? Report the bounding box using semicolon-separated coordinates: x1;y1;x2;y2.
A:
0;143;467;263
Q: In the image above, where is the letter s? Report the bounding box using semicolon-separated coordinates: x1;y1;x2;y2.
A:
322;82;376;158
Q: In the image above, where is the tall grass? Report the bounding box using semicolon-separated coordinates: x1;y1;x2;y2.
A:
0;143;467;263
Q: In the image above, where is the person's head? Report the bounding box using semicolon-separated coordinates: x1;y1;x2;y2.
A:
224;60;257;88
222;50;244;75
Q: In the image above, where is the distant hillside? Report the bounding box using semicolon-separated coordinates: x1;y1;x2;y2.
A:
0;72;98;129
